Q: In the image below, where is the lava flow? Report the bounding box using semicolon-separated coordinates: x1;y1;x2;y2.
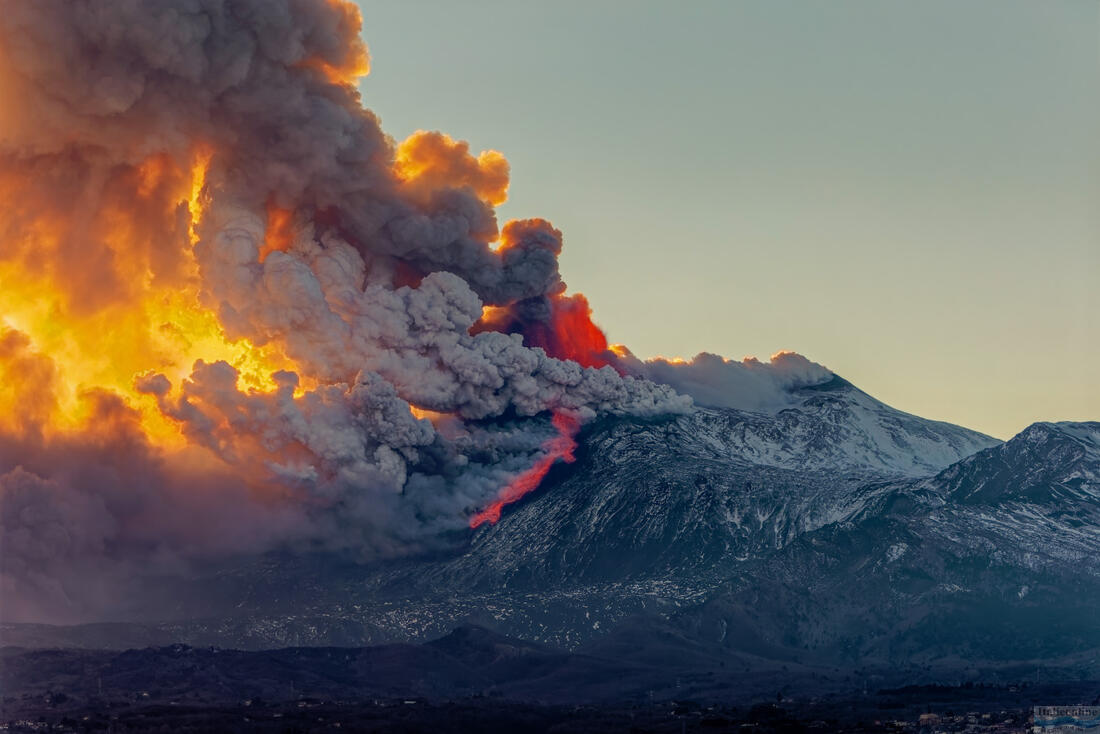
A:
469;411;582;528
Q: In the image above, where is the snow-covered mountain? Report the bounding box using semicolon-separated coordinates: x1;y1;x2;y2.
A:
682;375;999;477
6;380;1097;678
402;377;996;595
936;421;1100;506
681;420;1100;666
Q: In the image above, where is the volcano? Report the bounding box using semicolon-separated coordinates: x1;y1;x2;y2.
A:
1;4;1096;721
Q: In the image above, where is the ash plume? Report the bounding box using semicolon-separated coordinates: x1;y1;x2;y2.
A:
0;0;699;621
0;0;840;625
619;349;835;412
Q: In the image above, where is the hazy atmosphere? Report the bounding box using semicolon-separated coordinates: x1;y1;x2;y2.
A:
358;0;1099;439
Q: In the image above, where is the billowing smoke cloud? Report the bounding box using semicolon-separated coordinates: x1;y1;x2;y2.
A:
618;349;834;412
0;0;697;621
0;347;309;623
0;0;837;624
0;0;574;316
188;206;687;420
0;325;639;622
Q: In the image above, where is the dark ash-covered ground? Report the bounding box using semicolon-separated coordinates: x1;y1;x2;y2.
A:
3;630;1098;732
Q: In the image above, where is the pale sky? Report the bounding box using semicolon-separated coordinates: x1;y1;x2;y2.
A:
356;0;1099;440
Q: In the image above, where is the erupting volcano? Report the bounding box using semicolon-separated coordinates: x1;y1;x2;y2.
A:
3;6;1095;727
0;0;842;624
0;0;704;621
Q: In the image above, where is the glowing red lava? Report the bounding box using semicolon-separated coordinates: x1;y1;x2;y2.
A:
526;294;619;371
469;411;580;528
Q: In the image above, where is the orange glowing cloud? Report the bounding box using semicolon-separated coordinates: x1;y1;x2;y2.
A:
260;202;296;262
395;131;510;207
0;149;296;446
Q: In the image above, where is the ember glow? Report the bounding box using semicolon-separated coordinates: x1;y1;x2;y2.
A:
526;294;618;371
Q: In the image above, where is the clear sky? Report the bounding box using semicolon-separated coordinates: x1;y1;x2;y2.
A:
355;0;1099;440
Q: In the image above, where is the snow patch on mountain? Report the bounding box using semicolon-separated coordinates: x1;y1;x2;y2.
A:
683;375;999;477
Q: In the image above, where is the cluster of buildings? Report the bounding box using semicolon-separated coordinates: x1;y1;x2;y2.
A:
914;710;1029;733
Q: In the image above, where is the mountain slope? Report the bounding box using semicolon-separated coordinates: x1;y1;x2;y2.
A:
6;379;1095;679
675;421;1100;666
936;421;1100;506
684;376;999;477
402;377;998;593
